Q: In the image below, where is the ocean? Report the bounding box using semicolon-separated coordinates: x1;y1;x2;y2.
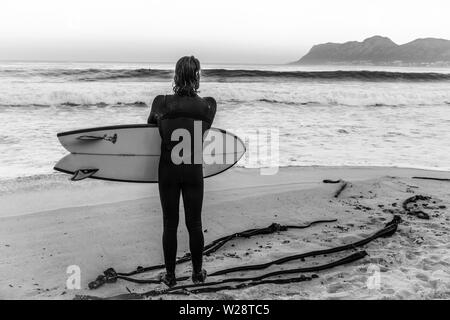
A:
1;61;450;180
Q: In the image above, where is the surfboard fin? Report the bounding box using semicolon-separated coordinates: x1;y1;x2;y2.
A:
71;168;99;181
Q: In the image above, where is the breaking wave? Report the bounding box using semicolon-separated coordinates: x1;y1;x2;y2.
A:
2;68;450;82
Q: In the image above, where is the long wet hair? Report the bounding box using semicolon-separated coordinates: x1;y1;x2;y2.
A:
173;56;201;97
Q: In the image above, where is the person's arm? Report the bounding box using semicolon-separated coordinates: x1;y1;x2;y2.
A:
147;95;165;124
204;97;217;125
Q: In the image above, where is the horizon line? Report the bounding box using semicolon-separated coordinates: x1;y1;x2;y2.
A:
0;59;291;65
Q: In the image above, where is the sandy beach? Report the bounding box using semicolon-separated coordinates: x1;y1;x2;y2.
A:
0;166;449;300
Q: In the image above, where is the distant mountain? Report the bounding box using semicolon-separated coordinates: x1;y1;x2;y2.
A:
294;36;450;66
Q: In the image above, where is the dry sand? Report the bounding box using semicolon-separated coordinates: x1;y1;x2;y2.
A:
0;166;449;299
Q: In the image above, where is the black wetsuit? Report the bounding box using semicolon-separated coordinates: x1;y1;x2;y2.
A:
148;94;216;274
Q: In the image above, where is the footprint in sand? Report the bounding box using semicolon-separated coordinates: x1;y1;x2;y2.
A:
383;288;396;295
415;271;449;292
405;251;420;260
326;283;348;294
396;289;414;299
428;254;442;262
419;253;448;270
415;273;429;282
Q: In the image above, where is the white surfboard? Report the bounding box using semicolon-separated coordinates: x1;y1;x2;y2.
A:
54;124;246;183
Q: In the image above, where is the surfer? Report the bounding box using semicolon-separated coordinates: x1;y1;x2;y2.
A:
148;56;216;287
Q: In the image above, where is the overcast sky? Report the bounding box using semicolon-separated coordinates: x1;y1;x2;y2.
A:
0;0;449;64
